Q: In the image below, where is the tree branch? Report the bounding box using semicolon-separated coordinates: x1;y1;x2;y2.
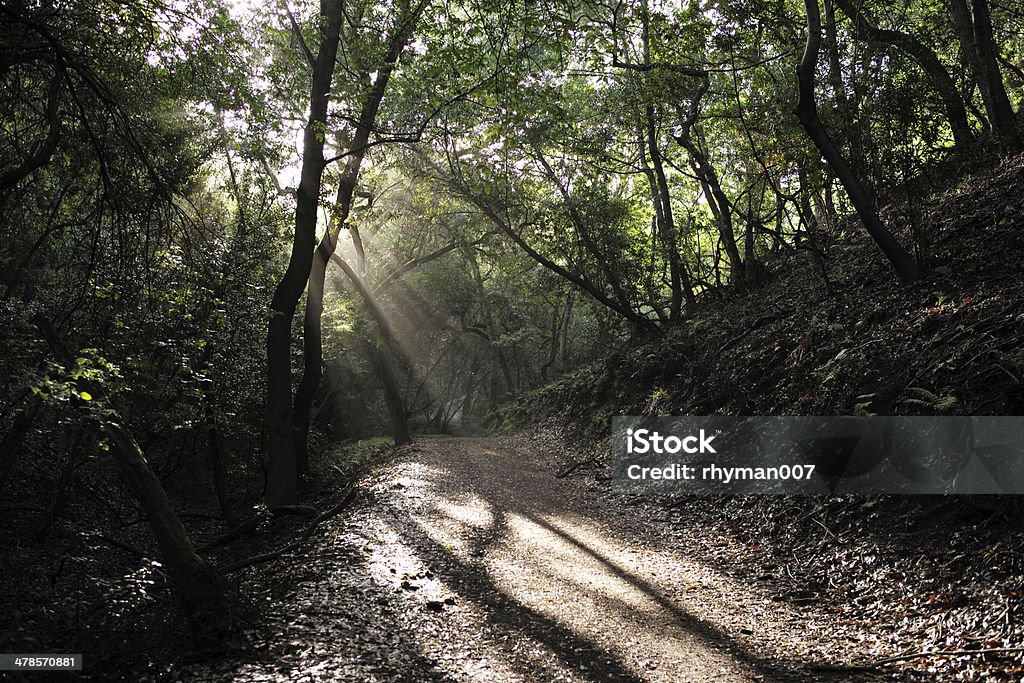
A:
0;75;62;191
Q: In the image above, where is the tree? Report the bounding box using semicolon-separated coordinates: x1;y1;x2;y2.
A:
831;0;975;153
0;0;277;639
947;0;1021;151
293;0;428;472
264;0;344;508
795;0;920;283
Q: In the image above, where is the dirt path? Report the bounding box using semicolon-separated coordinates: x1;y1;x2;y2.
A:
181;436;883;682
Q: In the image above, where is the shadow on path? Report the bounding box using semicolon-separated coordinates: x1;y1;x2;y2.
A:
372;438;864;681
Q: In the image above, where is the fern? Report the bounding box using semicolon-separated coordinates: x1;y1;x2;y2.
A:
853;393;878;416
897;386;959;413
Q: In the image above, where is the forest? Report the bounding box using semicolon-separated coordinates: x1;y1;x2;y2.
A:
2;0;1024;679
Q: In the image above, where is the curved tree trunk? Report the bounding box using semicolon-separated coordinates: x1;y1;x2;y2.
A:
832;0;975;152
794;0;917;282
36;317;232;640
103;422;234;640
796;0;919;284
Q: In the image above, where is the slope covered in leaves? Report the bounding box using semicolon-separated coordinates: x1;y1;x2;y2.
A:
503;153;1024;431
498;154;1024;680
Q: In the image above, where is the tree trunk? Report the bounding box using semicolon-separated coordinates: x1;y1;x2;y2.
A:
832;0;975;152
460;354;480;423
205;405;234;522
798;165;834;294
265;0;344;508
948;0;1021;150
636;3;695;315
376;336;411;446
466;247;510;410
645;106;696;315
292;220;340;477
541;310;559;381
796;0;919;283
329;252;413;444
821;0;867;164
292;0;425;472
35;317;232;640
967;0;1020;150
104;422;234;640
671;109;743;285
743;183;764;285
689;151;744;283
560;291;574;372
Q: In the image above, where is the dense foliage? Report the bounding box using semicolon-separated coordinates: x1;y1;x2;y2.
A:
1;0;1021;648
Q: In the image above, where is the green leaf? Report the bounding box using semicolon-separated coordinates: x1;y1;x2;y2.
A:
80;391;93;401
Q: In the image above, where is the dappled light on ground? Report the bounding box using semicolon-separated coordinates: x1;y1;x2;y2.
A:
366;438;870;682
172;437;878;682
411;491;497;562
